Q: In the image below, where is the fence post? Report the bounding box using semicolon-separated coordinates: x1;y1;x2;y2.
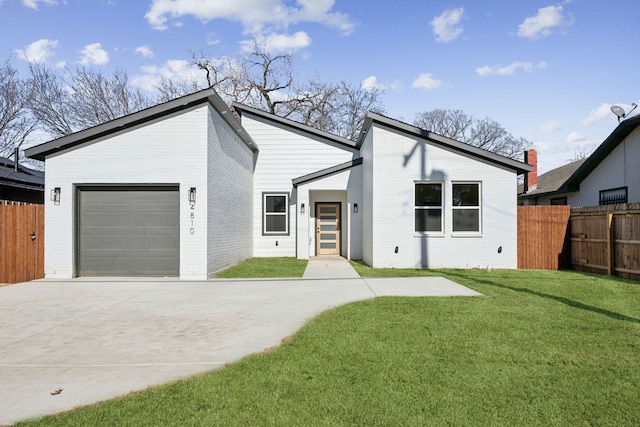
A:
607;213;615;276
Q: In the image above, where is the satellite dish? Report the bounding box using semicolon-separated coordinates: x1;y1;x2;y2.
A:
611;105;626;119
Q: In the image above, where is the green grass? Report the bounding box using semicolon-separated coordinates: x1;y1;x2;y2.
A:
215;257;308;278
18;269;640;426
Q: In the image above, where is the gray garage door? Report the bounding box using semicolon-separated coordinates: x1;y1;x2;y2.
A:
77;186;179;277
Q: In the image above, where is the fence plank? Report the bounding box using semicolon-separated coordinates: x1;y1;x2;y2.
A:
570;203;640;281
0;203;44;284
518;205;571;270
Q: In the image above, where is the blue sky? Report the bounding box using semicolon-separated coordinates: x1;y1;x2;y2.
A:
1;0;638;172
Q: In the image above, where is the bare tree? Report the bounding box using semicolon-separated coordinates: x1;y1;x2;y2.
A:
69;67;153;129
414;109;529;160
0;60;36;157
29;64;153;138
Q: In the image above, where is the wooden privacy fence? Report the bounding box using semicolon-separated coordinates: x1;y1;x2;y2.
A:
518;205;571;270
571;203;640;281
0;202;45;284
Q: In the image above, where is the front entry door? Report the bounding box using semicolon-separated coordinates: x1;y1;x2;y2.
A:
316;203;341;255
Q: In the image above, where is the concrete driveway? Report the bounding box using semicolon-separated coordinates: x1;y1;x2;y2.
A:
0;273;480;425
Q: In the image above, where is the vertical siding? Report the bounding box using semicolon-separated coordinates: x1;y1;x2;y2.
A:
368;125;518;269
207;106;254;274
44;105;209;279
241;113;358;257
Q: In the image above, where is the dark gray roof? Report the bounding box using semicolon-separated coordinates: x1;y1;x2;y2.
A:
358;112;532;175
564;114;640;192
25;88;258;161
0;157;45;191
232;102;358;150
292;158;363;187
518;158;586;198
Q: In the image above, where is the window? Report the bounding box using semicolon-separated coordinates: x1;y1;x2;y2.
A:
550;197;567;205
263;193;289;235
452;183;481;233
415;183;442;232
599;187;627;205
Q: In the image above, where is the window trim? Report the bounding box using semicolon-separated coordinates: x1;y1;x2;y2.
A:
599;186;627;206
262;192;290;236
451;181;482;234
414;181;444;235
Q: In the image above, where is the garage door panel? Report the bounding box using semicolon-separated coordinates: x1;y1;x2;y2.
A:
78;186;179;277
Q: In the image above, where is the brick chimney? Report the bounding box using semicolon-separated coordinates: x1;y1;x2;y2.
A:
524;149;537;192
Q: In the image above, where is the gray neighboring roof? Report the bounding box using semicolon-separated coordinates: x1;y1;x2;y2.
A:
518;158;586;199
0;157;44;191
563;114;640;192
358;112;532;175
292;158;363;187
25;88;258;161
519;113;640;200
232;102;358;150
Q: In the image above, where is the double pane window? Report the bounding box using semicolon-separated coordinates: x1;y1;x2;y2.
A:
452;183;480;232
415;183;443;232
263;193;288;235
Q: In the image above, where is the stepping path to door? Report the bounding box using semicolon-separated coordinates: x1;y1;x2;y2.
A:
0;260;480;425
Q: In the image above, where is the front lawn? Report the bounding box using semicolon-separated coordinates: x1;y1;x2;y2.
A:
19;269;640;426
215;257;308;278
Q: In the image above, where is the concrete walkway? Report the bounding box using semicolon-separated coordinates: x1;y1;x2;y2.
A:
0;259;480;425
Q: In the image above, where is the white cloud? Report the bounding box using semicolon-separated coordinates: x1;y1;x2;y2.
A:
16;38;59;63
131;59;211;92
539;119;563;132
566;131;586;143
581;103;615;126
430;7;464;43
240;31;312;53
22;0;57;10
135;45;154;58
412;73;444;90
145;0;355;35
78;43;109;65
476;61;547;76
518;5;570;39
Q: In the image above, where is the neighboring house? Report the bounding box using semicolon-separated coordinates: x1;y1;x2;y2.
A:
0;156;45;204
26;88;530;279
519;114;640;207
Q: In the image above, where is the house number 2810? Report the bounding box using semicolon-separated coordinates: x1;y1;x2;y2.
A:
189;204;195;234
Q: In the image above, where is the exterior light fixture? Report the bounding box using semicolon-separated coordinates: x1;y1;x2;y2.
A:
353;203;358;213
188;187;196;204
300;203;305;215
51;187;61;205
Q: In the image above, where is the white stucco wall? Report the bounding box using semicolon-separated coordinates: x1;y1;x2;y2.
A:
44;105;209;279
364;124;519;269
240;112;359;258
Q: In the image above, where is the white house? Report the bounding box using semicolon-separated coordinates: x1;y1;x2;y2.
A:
26;88;530;279
519;114;640;207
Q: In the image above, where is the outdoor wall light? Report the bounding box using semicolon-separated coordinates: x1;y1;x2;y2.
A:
301;203;305;215
51;187;61;205
188;187;196;204
353;203;358;213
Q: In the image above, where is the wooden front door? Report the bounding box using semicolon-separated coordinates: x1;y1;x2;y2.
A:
316;203;341;255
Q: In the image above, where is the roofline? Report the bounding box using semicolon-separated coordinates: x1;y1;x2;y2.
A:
358;112;532;174
25;88;258;161
292;158;362;187
232;102;358;150
0;179;45;191
563;114;640;193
